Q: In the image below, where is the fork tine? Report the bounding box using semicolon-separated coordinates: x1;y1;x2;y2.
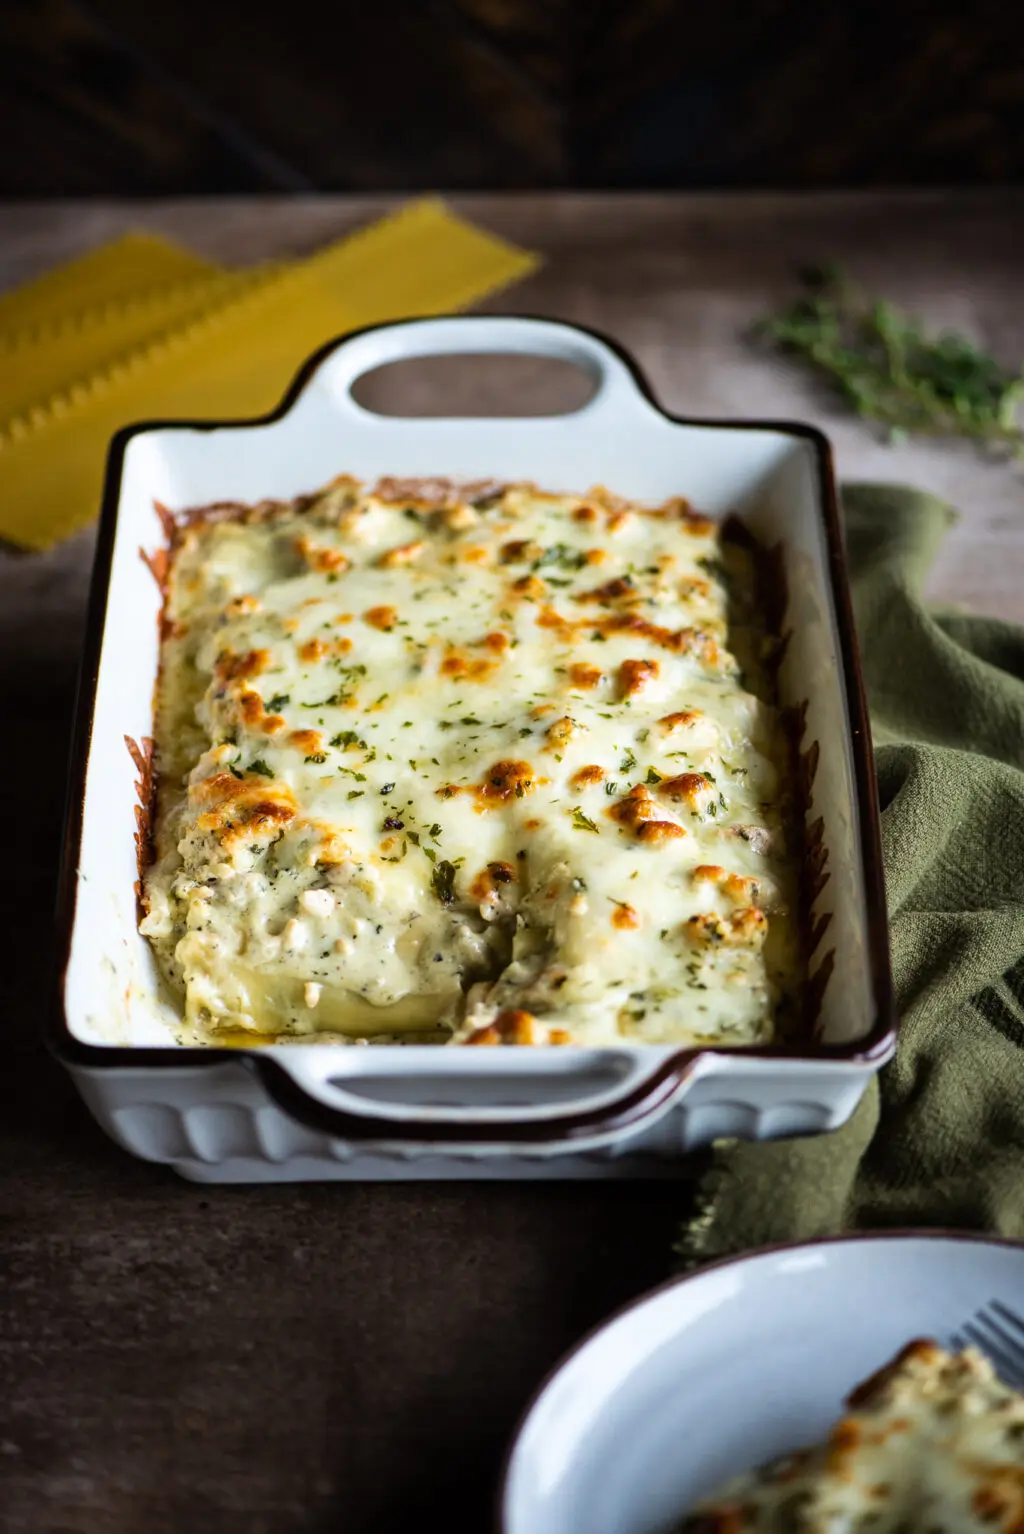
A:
970;1310;1024;1359
990;1300;1024;1341
961;1321;1024;1389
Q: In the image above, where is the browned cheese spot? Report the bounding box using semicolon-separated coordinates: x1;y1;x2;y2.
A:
611;903;640;930
364;605;398;632
618;658;659;698
214;649;270;684
472;759;536;808
570;764;606;790
568;663;602;690
376;540;425;568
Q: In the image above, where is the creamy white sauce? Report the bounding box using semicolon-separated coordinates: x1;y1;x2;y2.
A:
141;477;800;1045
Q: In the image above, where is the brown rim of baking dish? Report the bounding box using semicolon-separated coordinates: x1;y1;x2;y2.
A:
494;1228;1024;1533
47;315;896;1146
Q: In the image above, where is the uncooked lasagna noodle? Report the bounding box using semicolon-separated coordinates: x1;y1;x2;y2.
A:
140;475;802;1046
681;1340;1024;1532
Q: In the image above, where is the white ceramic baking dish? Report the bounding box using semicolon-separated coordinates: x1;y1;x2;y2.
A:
50;315;894;1182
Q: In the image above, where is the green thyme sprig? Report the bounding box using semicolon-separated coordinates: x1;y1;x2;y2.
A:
755;266;1024;455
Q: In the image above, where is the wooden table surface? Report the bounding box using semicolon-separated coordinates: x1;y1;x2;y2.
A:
1;192;1022;1534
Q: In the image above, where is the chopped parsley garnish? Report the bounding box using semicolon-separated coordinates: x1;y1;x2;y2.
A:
605;781;618;796
347;790;364;800
248;758;274;778
431;859;461;905
227;764;243;780
302;692;352;708
645;767;662;785
305;752;328;764
427;823;443;840
534;542;588;572
330;730;366;750
337;767;366;782
570;806;599;833
381;782;396;794
619;750;637;773
265;693;290;713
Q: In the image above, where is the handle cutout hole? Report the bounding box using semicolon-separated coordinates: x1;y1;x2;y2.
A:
326;1060;633;1111
350;353;597;418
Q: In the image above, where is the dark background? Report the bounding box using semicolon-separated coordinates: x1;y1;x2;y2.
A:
2;0;1023;197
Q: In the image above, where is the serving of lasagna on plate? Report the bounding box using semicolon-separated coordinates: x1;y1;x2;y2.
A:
681;1339;1024;1532
139;474;802;1047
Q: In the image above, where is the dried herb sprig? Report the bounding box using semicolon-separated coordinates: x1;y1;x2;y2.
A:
755;266;1024;455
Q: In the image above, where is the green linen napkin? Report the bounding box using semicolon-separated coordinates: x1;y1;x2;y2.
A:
678;484;1024;1265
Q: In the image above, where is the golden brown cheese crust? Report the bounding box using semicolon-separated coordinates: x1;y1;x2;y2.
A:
683;1341;1024;1532
139;475;801;1045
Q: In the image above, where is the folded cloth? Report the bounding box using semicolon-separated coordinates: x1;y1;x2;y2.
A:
678;485;1024;1265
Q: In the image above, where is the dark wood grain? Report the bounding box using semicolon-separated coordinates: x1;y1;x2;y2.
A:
0;189;1022;1533
1;0;1023;194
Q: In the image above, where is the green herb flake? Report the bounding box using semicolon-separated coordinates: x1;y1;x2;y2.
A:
347;790;364;801
330;730;365;750
619;750;637;773
305;752;328;764
533;542;588;573
248;758;274;778
265;693;290;713
570;806;600;833
645;767;662;785
431;859;460;906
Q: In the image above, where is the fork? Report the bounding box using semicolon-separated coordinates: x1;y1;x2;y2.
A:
949;1300;1024;1388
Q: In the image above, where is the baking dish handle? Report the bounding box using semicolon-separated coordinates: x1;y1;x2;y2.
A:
255;1047;699;1151
306;315;655;425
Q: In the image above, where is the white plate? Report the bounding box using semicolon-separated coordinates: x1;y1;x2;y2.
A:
501;1232;1024;1534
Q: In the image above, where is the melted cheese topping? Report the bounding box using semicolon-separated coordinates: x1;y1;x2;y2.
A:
683;1342;1024;1532
141;475;800;1045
